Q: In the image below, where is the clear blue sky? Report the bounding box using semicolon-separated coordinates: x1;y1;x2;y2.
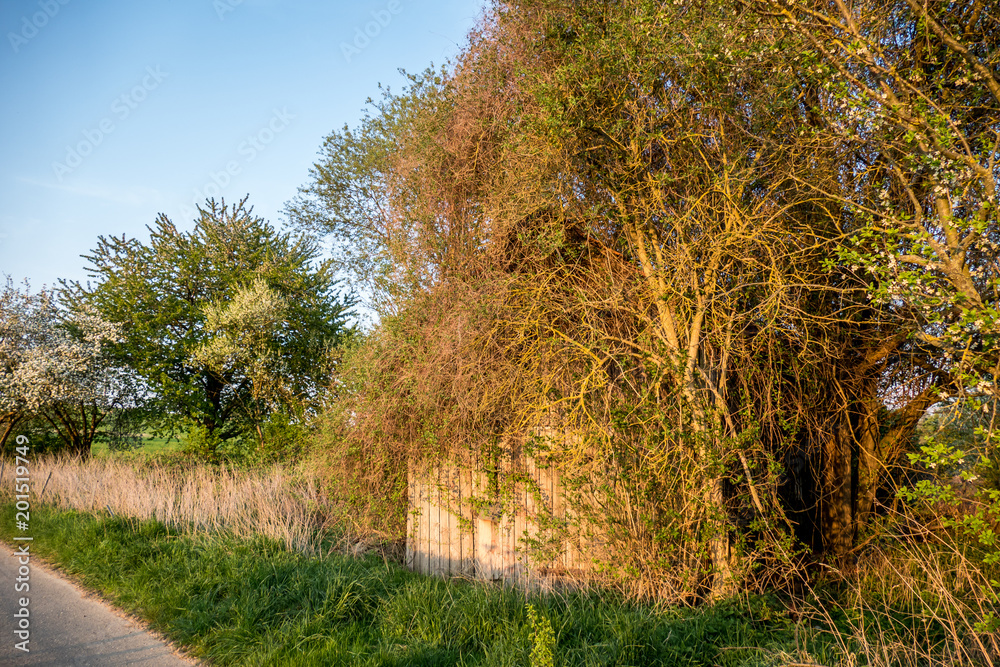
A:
0;0;484;291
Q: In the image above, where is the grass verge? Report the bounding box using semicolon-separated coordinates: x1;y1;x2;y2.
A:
0;502;834;666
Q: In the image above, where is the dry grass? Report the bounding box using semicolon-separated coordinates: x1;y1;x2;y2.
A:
784;529;1000;667
1;454;339;554
846;546;999;666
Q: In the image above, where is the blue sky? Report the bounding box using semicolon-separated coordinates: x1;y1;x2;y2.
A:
0;0;484;292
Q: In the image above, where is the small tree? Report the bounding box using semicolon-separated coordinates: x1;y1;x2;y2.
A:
0;279;126;456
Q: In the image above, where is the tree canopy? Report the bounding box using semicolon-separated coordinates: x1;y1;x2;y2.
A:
0;279;131;457
294;0;1000;601
63;197;355;457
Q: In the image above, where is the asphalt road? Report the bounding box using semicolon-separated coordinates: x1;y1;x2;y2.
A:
0;543;199;666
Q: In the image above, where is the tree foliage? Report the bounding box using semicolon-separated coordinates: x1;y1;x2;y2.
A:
0;279;132;456
63;197;355;458
298;0;999;607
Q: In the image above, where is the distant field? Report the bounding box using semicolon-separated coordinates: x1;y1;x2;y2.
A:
91;433;187;458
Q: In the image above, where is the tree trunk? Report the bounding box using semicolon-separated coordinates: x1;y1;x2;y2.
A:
74;434;92;460
821;417;854;568
0;415;25;451
855;385;941;531
706;476;735;600
854;397;882;531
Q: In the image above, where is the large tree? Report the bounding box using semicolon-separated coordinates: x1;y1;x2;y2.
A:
295;0;833;597
63;197;354;457
754;0;999;557
296;0;992;600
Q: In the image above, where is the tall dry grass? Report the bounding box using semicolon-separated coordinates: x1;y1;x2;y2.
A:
784;524;1000;667
0;454;341;554
852;548;997;665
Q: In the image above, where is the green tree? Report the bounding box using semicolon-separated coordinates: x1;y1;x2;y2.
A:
63;197;354;459
190;278;299;450
759;0;998;553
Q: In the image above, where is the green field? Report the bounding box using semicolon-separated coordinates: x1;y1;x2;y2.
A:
90;433;187;458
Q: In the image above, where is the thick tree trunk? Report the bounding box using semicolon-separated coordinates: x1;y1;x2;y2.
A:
74;435;92;460
821;418;854;567
855;386;941;531
854;397;882;531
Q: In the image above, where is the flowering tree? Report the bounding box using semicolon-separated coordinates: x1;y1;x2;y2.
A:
0;279;130;456
767;0;999;396
189;278;301;450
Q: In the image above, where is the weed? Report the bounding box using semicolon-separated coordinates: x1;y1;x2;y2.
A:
527;603;556;667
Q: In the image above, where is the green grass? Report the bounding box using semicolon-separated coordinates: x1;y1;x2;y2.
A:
0;503;839;666
91;433;187;458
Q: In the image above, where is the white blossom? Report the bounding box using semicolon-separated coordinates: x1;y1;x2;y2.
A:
0;280;121;421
